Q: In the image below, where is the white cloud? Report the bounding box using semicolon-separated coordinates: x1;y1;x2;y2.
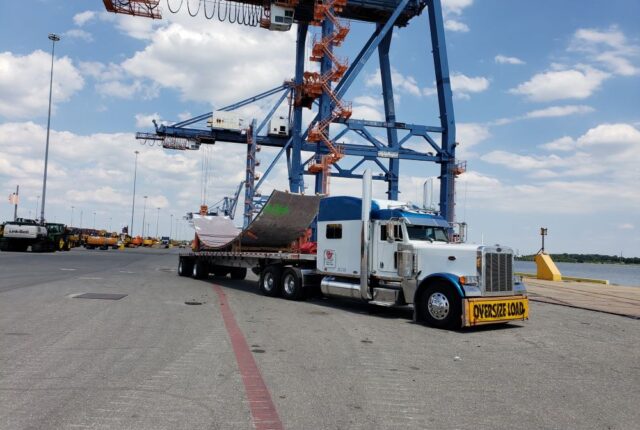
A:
540;136;576;152
495;55;525;65
577;123;640;147
445;20;469;33
442;0;474;15
570;27;639;75
457;123;490;152
366;67;422;97
120;21;296;105
525;105;594;119
451;73;489;98
0;50;84;119
135;113;161;128
618;223;635;230
509;66;609;102
73;11;96;26
63;29;94;42
481;122;640;209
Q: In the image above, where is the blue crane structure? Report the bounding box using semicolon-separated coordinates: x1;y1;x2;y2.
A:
107;0;463;228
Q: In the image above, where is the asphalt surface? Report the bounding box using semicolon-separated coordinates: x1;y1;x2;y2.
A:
0;248;638;430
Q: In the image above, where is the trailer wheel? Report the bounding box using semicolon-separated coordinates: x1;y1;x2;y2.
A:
417;282;462;330
281;267;305;301
192;260;209;279
230;267;247;280
259;265;282;297
178;258;193;277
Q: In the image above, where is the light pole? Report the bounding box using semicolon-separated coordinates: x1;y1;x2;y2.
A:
109;217;112;232
70;205;74;227
141;196;148;237
130;150;139;236
80;210;83;229
93;211;96;229
155;207;160;238
35;195;41;221
169;214;173;240
40;33;60;224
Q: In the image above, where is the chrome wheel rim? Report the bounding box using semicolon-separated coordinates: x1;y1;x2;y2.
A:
263;273;275;291
427;292;450;320
178;261;183;275
192;264;198;278
283;274;296;295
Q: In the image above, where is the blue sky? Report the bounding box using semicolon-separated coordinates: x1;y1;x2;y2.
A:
1;0;639;255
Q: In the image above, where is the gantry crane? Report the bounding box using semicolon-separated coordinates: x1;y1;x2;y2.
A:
106;0;462;227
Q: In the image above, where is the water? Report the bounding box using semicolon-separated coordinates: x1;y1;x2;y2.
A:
514;261;640;287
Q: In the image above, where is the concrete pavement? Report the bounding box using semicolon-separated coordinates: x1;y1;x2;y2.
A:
1;248;638;429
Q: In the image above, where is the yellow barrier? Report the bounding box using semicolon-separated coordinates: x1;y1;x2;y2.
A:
534;253;562;281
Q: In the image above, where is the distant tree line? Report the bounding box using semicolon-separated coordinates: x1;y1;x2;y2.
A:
516;253;640;265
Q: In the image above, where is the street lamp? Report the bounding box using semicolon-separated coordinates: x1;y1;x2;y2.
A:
93;211;96;229
40;33;61;224
35;195;41;221
109;217;112;232
70;205;74;227
130;150;139;236
169;214;173;240
155;207;160;238
141;196;148;237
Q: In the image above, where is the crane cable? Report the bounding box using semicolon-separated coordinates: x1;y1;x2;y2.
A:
166;0;263;27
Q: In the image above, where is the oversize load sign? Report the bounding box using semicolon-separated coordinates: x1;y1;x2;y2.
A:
467;298;529;324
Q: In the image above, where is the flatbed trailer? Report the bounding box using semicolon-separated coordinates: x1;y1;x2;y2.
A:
178;250;321;300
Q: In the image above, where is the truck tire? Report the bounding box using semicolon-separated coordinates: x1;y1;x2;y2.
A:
281;267;305;301
417;282;462;330
178;258;193;277
192;260;209;279
259;265;282;297
230;267;247;280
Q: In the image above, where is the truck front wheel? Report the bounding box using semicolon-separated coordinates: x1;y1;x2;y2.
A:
417;282;462;330
259;265;282;297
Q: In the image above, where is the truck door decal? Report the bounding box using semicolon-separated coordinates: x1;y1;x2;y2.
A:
324;249;336;268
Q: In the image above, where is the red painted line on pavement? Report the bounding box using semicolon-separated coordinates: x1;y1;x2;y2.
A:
213;284;284;430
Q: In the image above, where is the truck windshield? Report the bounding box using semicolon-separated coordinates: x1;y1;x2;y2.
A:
406;225;449;243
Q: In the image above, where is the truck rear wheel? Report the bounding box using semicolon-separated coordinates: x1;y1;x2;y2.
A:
178;258;193;277
192;260;208;279
259;265;282;297
282;267;305;300
230;267;247;280
281;267;305;301
417;282;462;330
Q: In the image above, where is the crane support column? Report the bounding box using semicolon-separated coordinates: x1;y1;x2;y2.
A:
315;18;336;195
427;0;456;223
290;23;308;194
377;25;400;200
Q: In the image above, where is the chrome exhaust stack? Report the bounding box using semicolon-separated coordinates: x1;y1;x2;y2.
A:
360;169;372;300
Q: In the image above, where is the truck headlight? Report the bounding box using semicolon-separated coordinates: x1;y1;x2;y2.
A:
459;275;479;286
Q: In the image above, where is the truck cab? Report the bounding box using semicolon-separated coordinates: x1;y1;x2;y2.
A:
316;197;528;328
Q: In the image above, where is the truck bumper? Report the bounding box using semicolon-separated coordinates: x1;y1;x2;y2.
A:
462;295;529;327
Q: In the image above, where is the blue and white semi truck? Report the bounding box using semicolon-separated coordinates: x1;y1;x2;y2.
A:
178;171;528;329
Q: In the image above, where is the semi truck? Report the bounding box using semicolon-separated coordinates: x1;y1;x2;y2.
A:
178;171;528;329
0;219;70;252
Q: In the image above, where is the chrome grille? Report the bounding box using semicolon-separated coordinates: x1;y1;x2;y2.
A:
484;252;513;293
